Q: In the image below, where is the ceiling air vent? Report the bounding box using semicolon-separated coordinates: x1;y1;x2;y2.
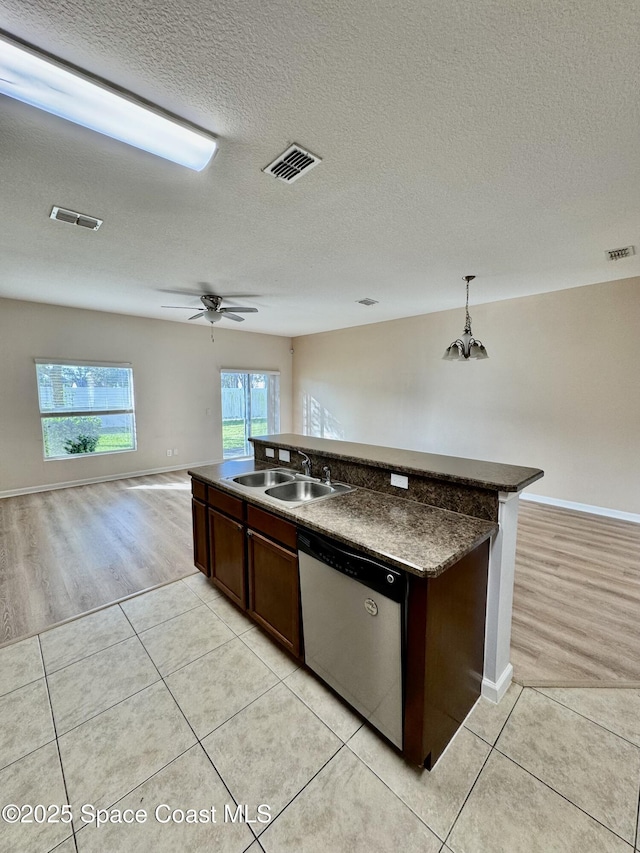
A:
263;144;321;184
50;206;103;231
606;245;635;261
357;298;379;306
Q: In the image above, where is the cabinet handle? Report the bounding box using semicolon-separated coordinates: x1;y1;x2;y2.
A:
247;529;253;537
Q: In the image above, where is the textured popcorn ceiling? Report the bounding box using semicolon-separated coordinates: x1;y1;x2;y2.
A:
0;0;639;336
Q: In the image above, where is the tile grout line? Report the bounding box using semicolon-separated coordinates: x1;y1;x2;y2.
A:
491;688;638;846
633;762;640;852
41;614;137;676
443;687;526;847
280;677;364;744
121;602;279;845
257;742;347;841
0;674;46;702
196;680;284;750
50;676;164;741
140;632;239;679
64;603;207;841
237;631;302;682
133;598;222;638
71;743;199;844
530;685;640;751
118;605;201;744
37;634;78;853
125;596;205;635
43;632;140;679
493;746;637;846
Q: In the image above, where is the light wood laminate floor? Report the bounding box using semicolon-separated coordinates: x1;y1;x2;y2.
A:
512;501;640;686
0;471;194;646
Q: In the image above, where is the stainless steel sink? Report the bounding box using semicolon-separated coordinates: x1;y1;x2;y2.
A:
265;480;354;503
232;470;296;487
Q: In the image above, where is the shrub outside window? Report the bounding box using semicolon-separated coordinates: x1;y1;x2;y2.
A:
35;360;137;459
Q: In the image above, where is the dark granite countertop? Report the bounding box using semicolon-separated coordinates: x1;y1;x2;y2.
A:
249;433;543;492
188;460;498;578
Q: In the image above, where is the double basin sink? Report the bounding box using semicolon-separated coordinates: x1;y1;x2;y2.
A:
228;468;354;504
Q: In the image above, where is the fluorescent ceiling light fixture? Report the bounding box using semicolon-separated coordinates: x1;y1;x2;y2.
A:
0;35;217;170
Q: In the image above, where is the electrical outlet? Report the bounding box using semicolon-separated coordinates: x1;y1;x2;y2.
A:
265;447;275;458
173;448;178;456
390;472;408;489
278;449;291;463
166;449;172;457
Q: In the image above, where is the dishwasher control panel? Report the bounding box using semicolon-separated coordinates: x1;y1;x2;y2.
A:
298;530;406;603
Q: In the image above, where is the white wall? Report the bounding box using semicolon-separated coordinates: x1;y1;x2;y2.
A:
0;298;292;494
292;277;640;515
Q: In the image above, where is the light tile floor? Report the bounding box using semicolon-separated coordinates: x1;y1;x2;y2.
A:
0;574;639;853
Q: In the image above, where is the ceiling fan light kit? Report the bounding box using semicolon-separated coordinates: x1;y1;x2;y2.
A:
443;276;489;361
161;294;259;340
0;35;218;170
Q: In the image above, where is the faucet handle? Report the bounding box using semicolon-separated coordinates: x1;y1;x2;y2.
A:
322;466;331;485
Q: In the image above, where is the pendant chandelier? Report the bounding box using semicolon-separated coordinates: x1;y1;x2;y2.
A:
443;275;488;360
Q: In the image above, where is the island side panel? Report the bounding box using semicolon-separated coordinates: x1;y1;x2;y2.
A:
404;540;489;769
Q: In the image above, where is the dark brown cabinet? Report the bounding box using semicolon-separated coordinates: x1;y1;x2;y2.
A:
190;477;301;658
191;479;210;576
192;498;209;575
208;508;247;608
247;529;301;657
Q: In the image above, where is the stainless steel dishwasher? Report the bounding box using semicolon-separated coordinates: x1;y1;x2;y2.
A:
298;530;406;748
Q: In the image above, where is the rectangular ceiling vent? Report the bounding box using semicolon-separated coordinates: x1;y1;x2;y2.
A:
606;245;635;261
263;144;321;184
357;298;379;306
50;206;103;231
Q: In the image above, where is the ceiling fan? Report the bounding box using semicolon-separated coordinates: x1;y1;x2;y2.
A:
161;294;259;324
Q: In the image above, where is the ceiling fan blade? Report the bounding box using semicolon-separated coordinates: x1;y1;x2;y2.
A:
188;311;206;320
161;305;199;309
222;312;245;322
218;294;260;300
219;306;259;313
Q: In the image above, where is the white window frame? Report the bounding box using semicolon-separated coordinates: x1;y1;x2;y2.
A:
220;369;280;459
35;358;137;461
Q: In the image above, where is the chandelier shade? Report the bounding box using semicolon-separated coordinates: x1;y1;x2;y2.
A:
443;276;488;360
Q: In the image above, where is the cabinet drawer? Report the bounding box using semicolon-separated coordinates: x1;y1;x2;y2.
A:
247;505;297;550
191;478;207;502
208;486;245;521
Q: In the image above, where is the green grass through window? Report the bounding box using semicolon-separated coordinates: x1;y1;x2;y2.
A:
223;418;267;454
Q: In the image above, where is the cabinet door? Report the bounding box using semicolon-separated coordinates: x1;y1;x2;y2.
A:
192;498;209;576
247;530;301;657
209;508;247;608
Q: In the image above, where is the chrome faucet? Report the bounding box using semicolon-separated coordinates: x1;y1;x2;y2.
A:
298;451;311;477
322;466;331;485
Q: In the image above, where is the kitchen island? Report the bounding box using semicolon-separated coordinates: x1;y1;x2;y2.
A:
250;434;543;703
189;435;542;768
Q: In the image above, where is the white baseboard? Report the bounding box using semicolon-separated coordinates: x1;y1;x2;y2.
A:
0;459;223;500
520;492;640;525
482;663;513;704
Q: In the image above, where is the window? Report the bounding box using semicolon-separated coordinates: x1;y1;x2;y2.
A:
221;370;280;459
35;360;136;459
